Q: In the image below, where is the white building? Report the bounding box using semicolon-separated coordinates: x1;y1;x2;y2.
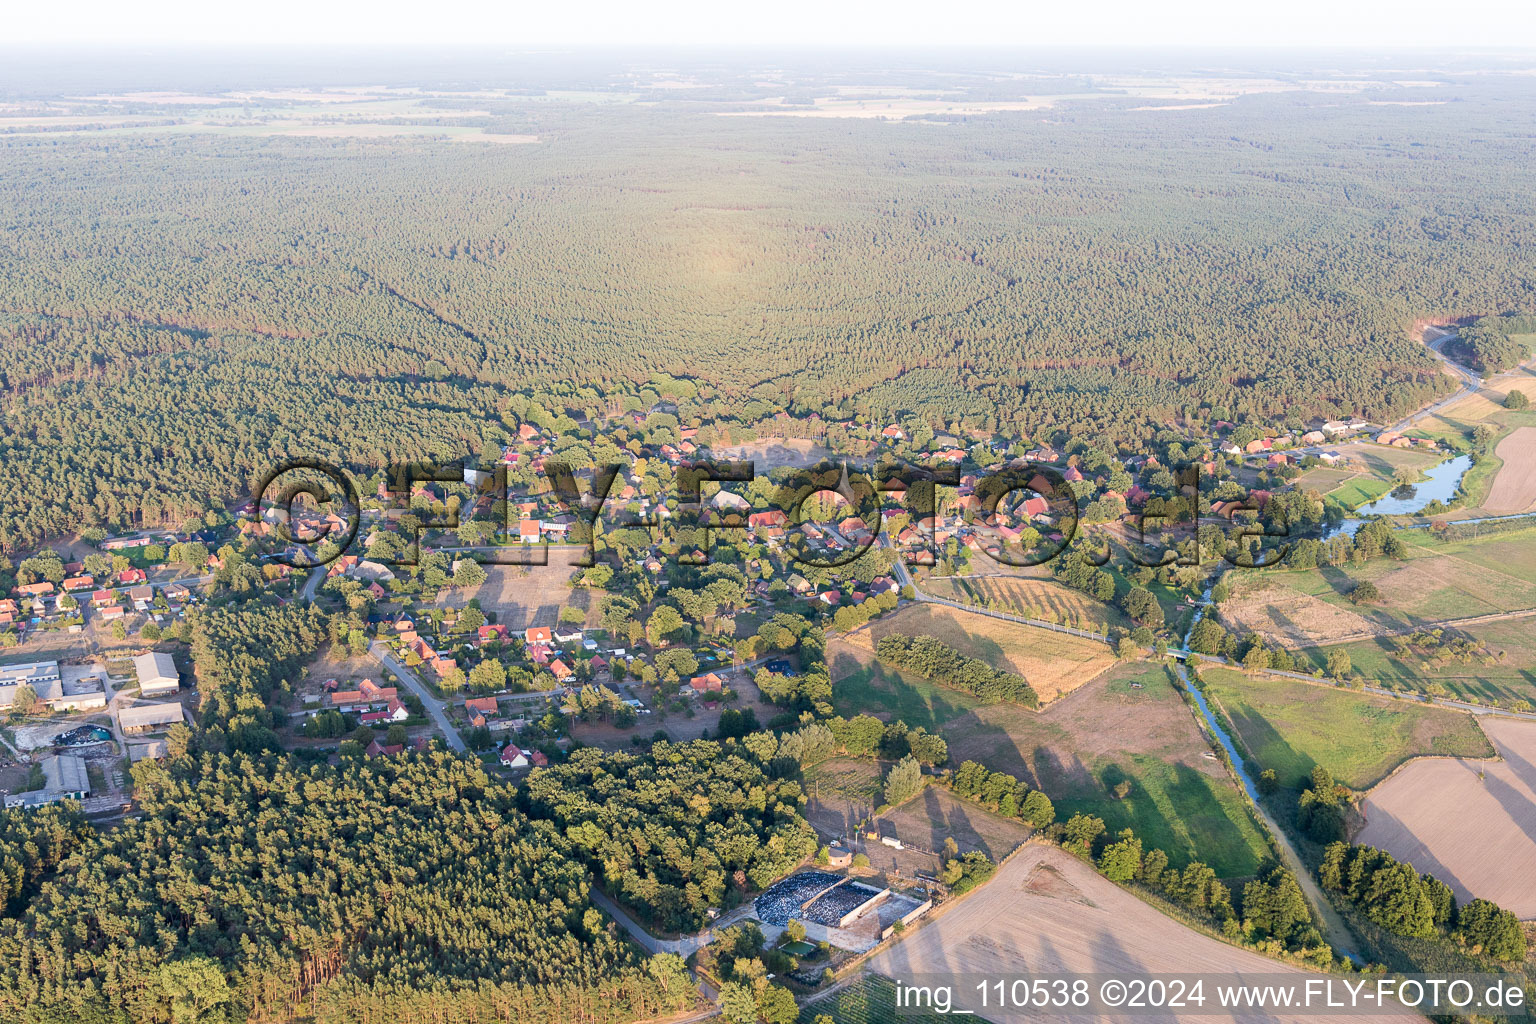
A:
0;661;62;709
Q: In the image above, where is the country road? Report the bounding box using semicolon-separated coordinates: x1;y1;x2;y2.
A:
367;642;466;752
1391;327;1481;432
588;888;759;958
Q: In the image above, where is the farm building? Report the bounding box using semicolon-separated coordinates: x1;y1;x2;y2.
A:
0;661;63;709
755;871;931;951
133;652;180;696
117;701;185;733
4;754;90;809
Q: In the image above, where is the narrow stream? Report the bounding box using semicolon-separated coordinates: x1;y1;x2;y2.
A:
1177;586;1360;962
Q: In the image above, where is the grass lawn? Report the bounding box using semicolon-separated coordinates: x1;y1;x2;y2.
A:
828;646;985;732
1199;667;1494;790
942;664;1271;878
1326;476;1394;510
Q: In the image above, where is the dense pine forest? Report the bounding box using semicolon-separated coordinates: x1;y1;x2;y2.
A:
3;74;1536;548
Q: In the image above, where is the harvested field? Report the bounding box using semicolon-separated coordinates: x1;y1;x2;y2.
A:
1200;668;1494;789
842;603;1117;703
1359;717;1536;918
866;844;1420;1024
1217;582;1383;646
1485;426;1536;514
941;664;1270;877
922;576;1129;633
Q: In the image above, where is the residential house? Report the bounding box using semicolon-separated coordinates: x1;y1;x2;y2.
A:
525;626;552;645
465;696;498;718
689;673;724;694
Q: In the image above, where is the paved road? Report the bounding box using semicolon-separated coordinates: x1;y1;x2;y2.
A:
367;642;466;752
1391;328;1481;432
300;566;326;602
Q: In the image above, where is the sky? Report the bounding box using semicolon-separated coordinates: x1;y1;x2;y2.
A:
7;0;1536;49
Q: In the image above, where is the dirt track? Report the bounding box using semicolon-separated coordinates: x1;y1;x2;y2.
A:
867;844;1422;1023
1484;426;1536;514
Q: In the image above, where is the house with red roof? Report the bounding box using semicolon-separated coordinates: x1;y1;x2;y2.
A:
689;673;724;694
525;626;552;645
365;738;404;758
118;568;147;585
500;745;529;768
62;576;94;592
478;624;509;642
465;696;498;717
548;659;574;682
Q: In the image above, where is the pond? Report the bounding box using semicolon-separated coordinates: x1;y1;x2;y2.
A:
1328;453;1471;538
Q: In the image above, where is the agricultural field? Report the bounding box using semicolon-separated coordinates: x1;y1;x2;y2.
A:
876;786;1033;863
1484;426;1536;514
1220;525;1536;646
864;844;1422;1024
841;603;1118;703
919;575;1130;633
940;664;1271;878
1294;617;1536;706
1198;668;1494;790
1359;717;1536;918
